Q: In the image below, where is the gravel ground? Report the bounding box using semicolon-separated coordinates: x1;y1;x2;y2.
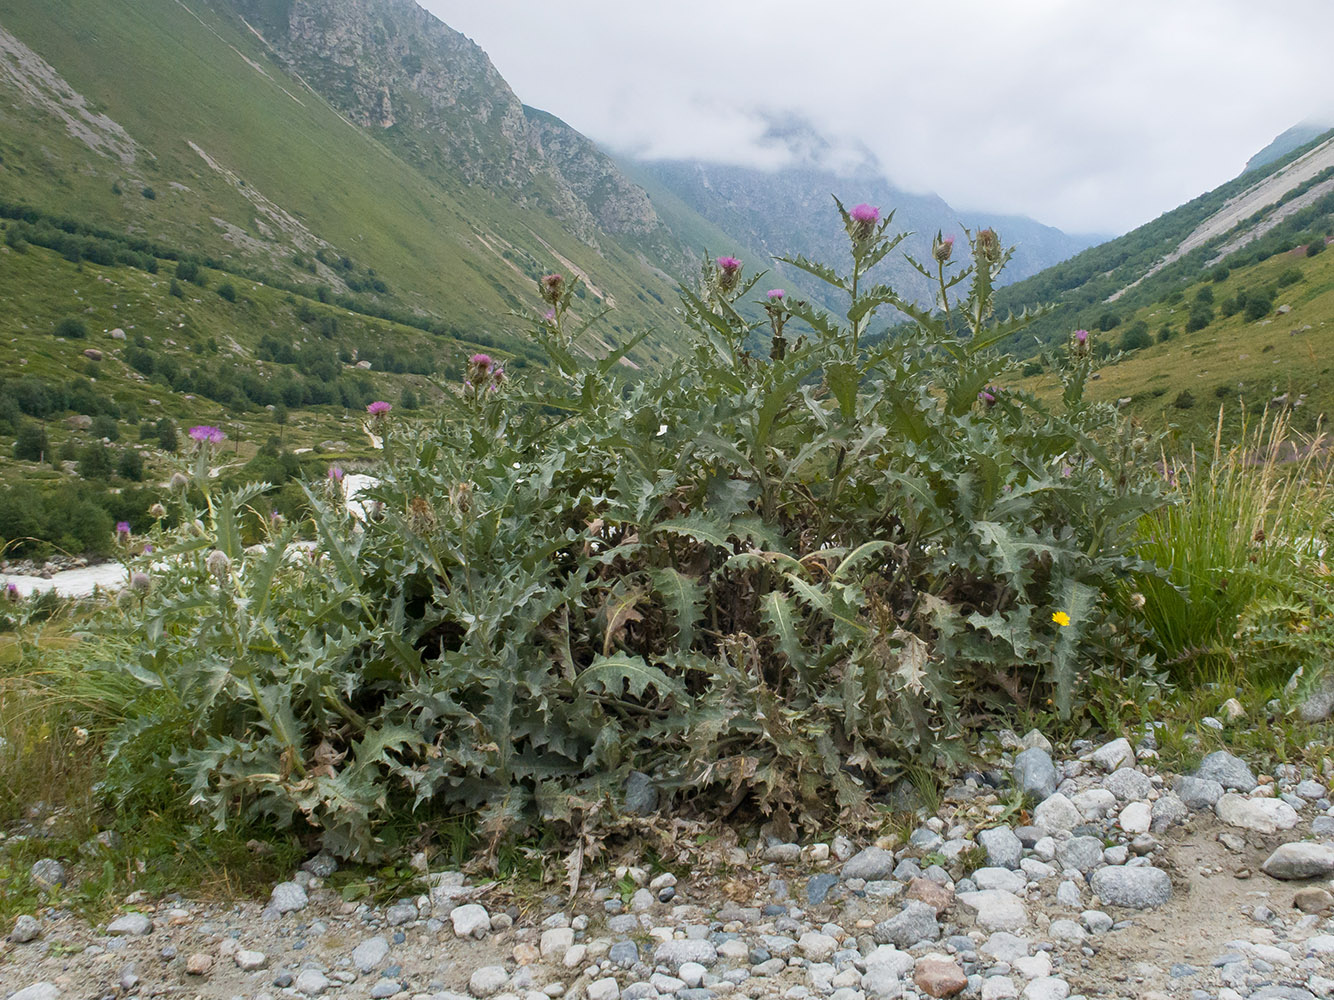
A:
5;730;1334;1000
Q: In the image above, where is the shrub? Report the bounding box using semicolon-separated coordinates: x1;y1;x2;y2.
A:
1194;286;1214;304
1172;390;1195;409
1120;321;1152;351
1276;267;1303;288
13;421;48;461
1185;303;1213;332
1307;240;1325;257
1244;296;1272;321
1021;361;1043;377
102;210;1164;860
217;282;237;303
116;448;144;481
1097;311;1120;331
77;442;113;479
53;316;87;339
141;187;156;200
169;279;184;298
91;414;119;441
156;419;178;452
1211;266;1230;282
1157;325;1174;343
400;386;419;410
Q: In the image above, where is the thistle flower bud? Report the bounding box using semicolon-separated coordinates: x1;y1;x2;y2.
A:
4;582;19;604
715;256;741;292
539;273;565;305
116;588;136;609
1072;329;1090;356
205;549;231;582
932;233;955;263
849;203;880;241
978;386;1000;408
149;503;167;519
115;521;131;541
977;228;1002;263
169;472;189;491
130;571;152;594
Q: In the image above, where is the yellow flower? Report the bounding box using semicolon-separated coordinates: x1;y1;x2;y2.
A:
1052;611;1071;627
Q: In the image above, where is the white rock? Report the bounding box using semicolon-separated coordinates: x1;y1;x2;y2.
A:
235;949;268;971
563;945;588;968
1013;952;1051;979
471;966;511;998
542;928;576;958
1070;788;1116;820
982;976;1018;1000
1117;801;1152;834
798;932;839;962
679;962;707;988
974;867;1027;894
294;970;330;996
451;903;491;939
1022;977;1070;1000
269;881;308;914
352;936;390;972
651;974;686;993
106;913;153;936
1090;738;1134;771
10;985;60;1000
587;979;620;1000
1215;794;1300;834
1031;794;1081;834
957;890;1029;931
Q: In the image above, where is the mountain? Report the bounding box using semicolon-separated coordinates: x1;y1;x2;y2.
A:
623;123;1100;312
0;0;704;366
1246;121;1333;174
999;127;1334;448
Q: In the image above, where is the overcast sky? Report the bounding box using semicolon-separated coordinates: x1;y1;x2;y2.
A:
421;0;1334;235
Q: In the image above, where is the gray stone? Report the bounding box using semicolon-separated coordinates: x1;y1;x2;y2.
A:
973;868;1026;894
842;846;897;882
1022;977;1070;1000
1054;836;1104;873
1090;865;1171;908
1031;793;1081;834
1296;780;1326;800
1298;671;1334;722
625;771;659;815
300;852;338;878
9;985;60;1000
352;936;390;972
235;950;267;971
385;903;416;926
1055;880;1082;907
1081;910;1113;933
1090;738;1134;771
654;939;718;969
977;827;1023;869
807;873;840;906
980;932;1030;963
1195;751;1258;791
588;978;621;1000
1251;989;1317;1000
106;913;153;936
1174;775;1225;809
28;859;66;890
10;915;41;943
1313;816;1334;837
450;903;490;939
369;981;400;999
1070;788;1116;820
1104;767;1153;801
1216;793;1300;834
1013;748;1059;800
469;966;510;997
957;890;1028;932
1151;794;1189;832
294;969;331;996
609;939;639;967
872;900;941;948
1013;826;1043;848
1262;842;1334;880
268;881;308;914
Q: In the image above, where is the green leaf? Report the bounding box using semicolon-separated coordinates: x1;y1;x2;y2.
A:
578;654;685;703
652;515;734;550
760;591;806;671
651;568;705;653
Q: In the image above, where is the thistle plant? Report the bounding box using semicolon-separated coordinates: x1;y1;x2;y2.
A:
97;202;1165;861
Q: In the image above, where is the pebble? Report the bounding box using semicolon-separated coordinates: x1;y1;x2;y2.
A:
1090;737;1134;771
269;881;309;914
452;903;491;939
353;935;391;971
185;952;213;975
978;827;1024;869
957;890;1028;931
294;968;331;995
1090;865;1172;908
106;913;153;936
28;859;66;890
235;949;267;970
10;915;41;943
1196;751;1259;791
470;965;510;997
1262;842;1334;879
913;954;968;997
1014;748;1059;799
1032;793;1082;834
842;846;897;882
9;985;59;1000
654;939;718;969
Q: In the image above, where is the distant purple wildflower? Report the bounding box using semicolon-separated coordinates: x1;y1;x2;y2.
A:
767;289;785;300
469;353;493;370
116;521;131;539
1074;329;1089;345
328;465;344;483
716;256;741;272
5;583;19;603
978;386;1000;407
850;204;880;224
366;400;392;416
188;425;225;445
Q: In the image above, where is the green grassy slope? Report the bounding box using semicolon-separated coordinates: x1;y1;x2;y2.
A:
1016;243;1333;449
0;0;687;362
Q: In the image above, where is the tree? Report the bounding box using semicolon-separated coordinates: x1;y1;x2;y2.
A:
1186;303;1213;332
1194;286;1214;304
116;449;144;481
91;414;119;441
218;282;237;303
14;421;48;461
1172;390;1196;409
1244;296;1272;321
77;443;113;479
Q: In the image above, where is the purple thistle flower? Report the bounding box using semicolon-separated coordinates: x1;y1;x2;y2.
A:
850;203;880;224
143;544;154;554
328;465;344;483
116;521;131;538
544;309;556;322
469;353;493;370
5;583;19;603
1074;329;1089;344
978;386;1000;407
767;289;785;300
716;256;741;272
188;425;225;445
366;400;392;416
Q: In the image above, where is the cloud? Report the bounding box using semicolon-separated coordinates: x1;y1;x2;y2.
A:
421;0;1334;234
